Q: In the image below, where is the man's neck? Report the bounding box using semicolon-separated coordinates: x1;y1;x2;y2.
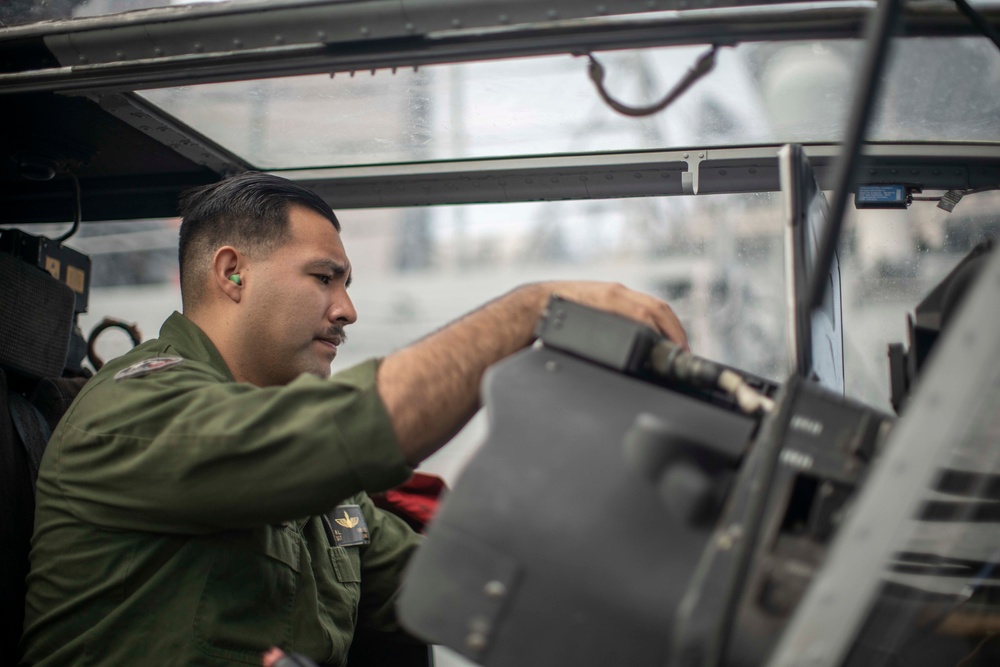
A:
184;307;258;386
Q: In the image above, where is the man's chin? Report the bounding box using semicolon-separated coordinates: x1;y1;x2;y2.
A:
304;363;333;380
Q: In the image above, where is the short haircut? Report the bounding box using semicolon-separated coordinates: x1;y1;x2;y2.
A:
177;172;340;308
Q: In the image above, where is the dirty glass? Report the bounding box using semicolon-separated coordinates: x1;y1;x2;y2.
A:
49;189;1000;476
42;193;786;481
841;191;1000;412
842;396;1000;667
0;0;234;28
831;189;1000;667
137;37;1000;169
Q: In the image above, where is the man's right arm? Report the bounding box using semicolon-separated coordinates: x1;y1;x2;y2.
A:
378;281;686;465
51;356;410;533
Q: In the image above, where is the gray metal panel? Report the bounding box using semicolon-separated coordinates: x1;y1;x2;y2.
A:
273;143;1000;208
1;2;996;95
780;144;845;394
86;92;251;176
399;346;756;666
1;0;826;46
297;158;689;208
766;248;1000;667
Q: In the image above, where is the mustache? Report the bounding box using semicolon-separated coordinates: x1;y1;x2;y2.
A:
321;326;348;346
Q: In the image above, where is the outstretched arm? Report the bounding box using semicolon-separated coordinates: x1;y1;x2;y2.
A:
377;281;686;464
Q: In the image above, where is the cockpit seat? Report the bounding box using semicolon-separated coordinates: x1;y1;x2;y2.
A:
0;251;87;661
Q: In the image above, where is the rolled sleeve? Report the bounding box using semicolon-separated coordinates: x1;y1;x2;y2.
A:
325;359;411;493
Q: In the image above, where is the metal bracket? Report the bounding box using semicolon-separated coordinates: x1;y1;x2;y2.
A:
682;150;707;195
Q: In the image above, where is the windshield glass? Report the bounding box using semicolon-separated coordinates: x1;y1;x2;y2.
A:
136;37;1000;169
41;190;999;474
0;0;237;28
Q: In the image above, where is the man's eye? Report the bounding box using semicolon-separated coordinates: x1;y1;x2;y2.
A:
315;274;332;285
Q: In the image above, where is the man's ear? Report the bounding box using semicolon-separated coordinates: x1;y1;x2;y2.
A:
213;246;243;302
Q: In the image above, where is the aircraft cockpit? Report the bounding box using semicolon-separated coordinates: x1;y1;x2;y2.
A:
2;1;999;665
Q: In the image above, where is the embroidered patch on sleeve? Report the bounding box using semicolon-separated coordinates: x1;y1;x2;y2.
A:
114;356;185;381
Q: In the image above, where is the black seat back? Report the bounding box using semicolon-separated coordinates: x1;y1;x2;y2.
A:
0;250;83;659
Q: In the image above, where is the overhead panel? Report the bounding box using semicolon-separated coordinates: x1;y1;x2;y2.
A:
0;0;997;94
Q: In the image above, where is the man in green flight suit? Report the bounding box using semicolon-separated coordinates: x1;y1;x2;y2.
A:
19;173;687;666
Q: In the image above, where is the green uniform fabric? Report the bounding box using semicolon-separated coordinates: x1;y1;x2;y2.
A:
19;312;421;666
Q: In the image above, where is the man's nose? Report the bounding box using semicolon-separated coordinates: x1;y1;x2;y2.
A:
329;291;358;325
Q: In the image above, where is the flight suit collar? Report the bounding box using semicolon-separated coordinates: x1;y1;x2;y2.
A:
158;311;236;382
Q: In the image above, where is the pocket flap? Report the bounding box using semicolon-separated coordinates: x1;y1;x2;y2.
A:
330;546;361;583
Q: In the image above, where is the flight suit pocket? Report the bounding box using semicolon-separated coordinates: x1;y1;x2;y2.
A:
330;546;361;583
316;545;361;644
195;526;301;664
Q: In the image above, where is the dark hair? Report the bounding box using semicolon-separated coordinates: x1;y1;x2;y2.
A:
177;172;340;308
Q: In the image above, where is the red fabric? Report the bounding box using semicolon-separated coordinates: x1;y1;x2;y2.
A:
370;472;447;534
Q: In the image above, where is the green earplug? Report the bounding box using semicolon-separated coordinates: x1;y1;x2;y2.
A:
229;275;241;285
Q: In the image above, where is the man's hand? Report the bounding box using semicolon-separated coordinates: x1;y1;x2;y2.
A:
377;282;686;465
536;281;688;350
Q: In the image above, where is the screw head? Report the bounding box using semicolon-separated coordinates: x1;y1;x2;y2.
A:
484;580;506;598
466;632;487;651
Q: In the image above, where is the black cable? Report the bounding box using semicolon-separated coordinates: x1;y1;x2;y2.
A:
953;0;1000;53
87;318;143;371
808;0;904;308
54;171;81;243
586;45;719;118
